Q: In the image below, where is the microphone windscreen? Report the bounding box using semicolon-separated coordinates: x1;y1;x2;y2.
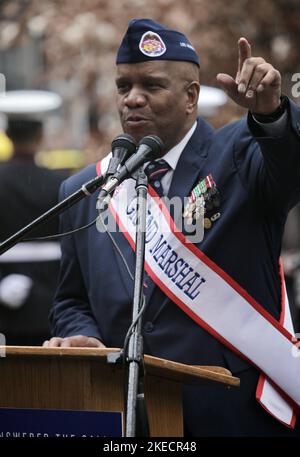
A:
138;135;164;160
111;134;136;156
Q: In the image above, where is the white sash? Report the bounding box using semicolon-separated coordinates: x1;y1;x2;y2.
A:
97;158;299;427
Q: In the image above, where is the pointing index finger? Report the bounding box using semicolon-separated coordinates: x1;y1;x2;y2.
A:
237;37;251;82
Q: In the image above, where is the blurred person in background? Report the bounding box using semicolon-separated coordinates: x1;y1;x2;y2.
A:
0;90;68;345
282;204;300;334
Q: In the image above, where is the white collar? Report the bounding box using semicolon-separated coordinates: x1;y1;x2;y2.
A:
162;121;197;170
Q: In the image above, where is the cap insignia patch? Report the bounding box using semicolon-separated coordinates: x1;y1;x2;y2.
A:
139;31;166;57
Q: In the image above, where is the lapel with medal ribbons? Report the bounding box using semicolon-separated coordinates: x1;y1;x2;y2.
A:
183;174;221;231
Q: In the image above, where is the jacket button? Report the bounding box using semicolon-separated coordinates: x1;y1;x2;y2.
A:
144;322;154;333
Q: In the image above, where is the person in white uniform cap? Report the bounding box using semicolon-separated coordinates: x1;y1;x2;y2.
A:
0;90;68;345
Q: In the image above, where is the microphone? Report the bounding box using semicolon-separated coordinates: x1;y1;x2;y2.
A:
97;134;136;207
96;135;164;211
105;133;137;179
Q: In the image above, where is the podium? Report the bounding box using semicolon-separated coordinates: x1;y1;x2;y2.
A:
0;346;239;437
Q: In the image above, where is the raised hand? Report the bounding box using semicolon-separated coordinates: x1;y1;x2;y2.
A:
216;37;281;115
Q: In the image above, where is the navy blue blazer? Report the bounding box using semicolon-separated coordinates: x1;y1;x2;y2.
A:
50;101;300;436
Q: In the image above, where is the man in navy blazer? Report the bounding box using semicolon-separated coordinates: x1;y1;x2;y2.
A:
44;19;300;436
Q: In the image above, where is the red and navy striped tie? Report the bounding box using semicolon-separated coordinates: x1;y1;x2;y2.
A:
144;160;170;197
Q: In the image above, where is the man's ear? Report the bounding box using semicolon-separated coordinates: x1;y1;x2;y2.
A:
186;81;200;114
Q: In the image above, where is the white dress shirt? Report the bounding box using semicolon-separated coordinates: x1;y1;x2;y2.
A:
144;122;197;196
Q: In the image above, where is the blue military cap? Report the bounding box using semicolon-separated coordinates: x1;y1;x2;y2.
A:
116;18;200;67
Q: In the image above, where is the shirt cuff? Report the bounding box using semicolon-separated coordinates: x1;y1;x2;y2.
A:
252;110;288;137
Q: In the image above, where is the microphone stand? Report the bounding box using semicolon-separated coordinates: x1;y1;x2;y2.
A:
0;174;106;255
124;167;149;437
0;156;153;437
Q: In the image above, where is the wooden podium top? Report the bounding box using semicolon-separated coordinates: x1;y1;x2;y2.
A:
1;346;240;387
0;346;240;436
